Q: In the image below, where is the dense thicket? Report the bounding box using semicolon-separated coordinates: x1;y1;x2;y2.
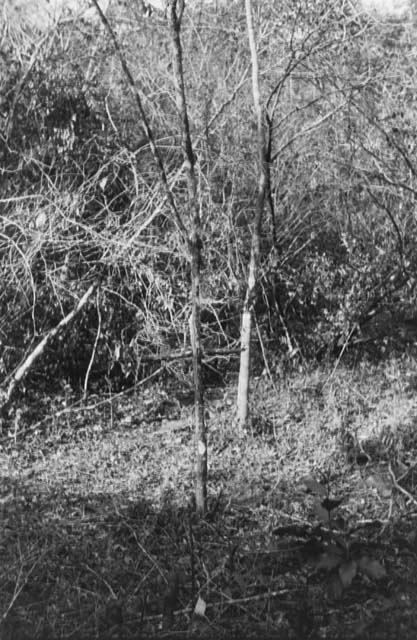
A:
1;0;417;391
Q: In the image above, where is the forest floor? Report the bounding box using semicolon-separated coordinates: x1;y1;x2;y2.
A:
2;355;417;639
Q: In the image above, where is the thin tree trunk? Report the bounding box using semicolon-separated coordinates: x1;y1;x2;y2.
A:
93;0;207;512
90;0;188;244
168;0;206;514
237;0;268;428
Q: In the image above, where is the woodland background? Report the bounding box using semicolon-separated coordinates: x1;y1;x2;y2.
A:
2;1;417;638
2;0;417;391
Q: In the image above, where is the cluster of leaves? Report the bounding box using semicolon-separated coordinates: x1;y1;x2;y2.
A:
299;474;386;602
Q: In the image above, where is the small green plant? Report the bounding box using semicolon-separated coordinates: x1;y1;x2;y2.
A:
299;472;386;600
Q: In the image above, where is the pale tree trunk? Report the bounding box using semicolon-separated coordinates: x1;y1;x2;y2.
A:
167;0;206;514
237;0;268;428
0;281;99;416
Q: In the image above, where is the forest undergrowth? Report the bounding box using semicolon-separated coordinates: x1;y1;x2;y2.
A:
2;355;417;639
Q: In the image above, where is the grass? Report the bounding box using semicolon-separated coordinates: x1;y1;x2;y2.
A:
2;354;417;638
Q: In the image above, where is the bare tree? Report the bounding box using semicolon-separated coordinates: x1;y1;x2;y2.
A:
237;0;268;428
167;0;206;514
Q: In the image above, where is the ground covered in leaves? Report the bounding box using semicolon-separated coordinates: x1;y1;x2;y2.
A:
2;356;417;639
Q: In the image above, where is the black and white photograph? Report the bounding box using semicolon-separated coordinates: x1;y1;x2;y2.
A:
1;1;417;637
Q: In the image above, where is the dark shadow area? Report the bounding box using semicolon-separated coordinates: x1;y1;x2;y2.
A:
1;467;417;640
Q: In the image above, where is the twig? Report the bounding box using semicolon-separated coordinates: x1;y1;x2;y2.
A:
140;588;292;623
207;66;250;129
83;288;102;400
136;347;240;363
397;461;417;484
84;563;117;600
111;500;167;582
388;463;417;506
1;553;42;622
254;314;279;395
380;497;394;535
1;281;99;413
324;324;357;386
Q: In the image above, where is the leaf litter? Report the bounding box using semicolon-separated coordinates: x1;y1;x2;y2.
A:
2;365;417;638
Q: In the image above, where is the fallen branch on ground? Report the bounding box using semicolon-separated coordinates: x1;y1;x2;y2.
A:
0;281;99;415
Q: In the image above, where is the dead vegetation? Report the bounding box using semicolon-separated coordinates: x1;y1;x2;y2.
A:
2;356;417;639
